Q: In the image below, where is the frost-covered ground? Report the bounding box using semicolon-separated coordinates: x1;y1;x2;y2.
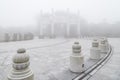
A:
0;38;118;80
89;38;120;80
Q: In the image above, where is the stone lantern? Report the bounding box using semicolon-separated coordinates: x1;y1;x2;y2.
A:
90;39;101;59
7;48;34;80
70;42;84;73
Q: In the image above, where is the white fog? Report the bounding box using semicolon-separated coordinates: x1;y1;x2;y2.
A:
0;0;120;80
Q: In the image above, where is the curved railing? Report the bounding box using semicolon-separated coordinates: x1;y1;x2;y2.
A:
74;45;113;80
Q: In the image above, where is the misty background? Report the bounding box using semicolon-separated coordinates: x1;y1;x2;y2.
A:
0;0;120;42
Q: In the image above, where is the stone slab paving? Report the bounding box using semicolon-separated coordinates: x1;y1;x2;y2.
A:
0;39;69;52
89;38;120;80
0;38;107;80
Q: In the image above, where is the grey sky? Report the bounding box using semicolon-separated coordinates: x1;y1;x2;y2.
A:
0;0;120;27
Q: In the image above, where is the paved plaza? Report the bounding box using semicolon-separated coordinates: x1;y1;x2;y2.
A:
0;38;119;80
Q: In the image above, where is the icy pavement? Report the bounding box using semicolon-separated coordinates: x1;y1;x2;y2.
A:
0;38;117;80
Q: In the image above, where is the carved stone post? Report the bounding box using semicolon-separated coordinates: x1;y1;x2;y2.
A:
7;48;34;80
70;42;84;73
90;39;101;59
99;38;109;53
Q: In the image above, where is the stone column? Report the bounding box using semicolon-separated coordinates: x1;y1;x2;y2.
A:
90;39;101;59
4;33;10;42
78;23;80;38
18;33;22;41
51;23;54;38
66;23;70;38
40;24;44;38
7;48;34;80
70;42;84;73
12;33;17;41
23;33;29;40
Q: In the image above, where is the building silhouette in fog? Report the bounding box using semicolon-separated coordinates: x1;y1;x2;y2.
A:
37;10;82;38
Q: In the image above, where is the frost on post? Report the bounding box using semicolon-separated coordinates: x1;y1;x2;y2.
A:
70;42;84;73
99;37;109;53
90;39;101;59
7;48;34;80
